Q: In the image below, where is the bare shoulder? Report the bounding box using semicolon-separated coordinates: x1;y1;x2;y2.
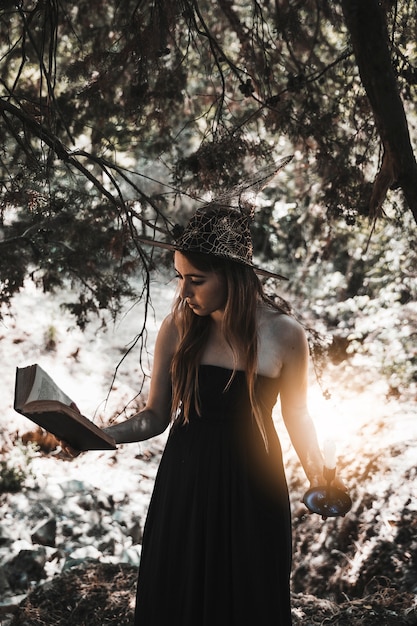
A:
275;311;306;337
155;313;179;353
159;312;176;333
263;308;305;338
257;306;308;377
261;307;308;351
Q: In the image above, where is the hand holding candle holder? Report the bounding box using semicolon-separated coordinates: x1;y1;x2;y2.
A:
302;439;352;520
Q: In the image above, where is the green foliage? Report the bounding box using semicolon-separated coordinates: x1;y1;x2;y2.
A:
0;460;26;493
282;203;417;396
0;0;416;325
0;444;34;493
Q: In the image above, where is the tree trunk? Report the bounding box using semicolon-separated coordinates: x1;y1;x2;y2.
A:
341;0;417;224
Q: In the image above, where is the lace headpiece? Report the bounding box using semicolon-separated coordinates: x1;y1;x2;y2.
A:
139;155;293;280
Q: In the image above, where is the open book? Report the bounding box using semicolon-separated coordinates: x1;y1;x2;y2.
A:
14;364;116;451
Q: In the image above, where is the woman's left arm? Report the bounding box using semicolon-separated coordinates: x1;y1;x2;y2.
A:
278;316;325;487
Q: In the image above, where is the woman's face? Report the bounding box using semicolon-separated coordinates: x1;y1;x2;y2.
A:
174;252;227;318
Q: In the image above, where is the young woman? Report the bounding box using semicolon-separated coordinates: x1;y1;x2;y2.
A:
105;205;336;625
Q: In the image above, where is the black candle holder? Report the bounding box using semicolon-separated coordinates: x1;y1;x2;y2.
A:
302;466;352;519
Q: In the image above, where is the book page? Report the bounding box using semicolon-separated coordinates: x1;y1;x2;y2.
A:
25;366;74;406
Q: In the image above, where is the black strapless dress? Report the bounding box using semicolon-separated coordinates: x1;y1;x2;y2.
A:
134;365;292;625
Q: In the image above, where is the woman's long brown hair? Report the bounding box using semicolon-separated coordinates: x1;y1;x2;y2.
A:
170;251;289;450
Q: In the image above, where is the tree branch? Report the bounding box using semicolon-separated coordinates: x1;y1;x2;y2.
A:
341;0;417;223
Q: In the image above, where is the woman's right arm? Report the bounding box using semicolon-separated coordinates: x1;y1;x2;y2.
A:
104;314;178;444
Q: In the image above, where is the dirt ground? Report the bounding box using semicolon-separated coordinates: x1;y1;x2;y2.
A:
4;560;416;626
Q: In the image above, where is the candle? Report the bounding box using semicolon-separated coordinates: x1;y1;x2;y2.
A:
323;439;337;469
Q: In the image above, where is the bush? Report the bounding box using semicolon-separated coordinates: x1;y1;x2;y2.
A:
0;444;34;493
